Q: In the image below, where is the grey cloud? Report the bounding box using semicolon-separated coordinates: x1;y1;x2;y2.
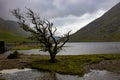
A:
51;0;120;18
0;0;120;20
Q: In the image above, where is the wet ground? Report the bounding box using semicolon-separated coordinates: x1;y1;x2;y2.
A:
0;69;120;80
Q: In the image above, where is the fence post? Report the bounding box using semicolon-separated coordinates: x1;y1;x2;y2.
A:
0;41;5;53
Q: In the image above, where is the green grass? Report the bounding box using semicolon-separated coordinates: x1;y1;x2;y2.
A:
28;54;120;76
11;45;41;50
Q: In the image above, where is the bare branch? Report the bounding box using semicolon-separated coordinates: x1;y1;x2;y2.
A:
59;31;71;48
53;27;57;35
11;8;71;62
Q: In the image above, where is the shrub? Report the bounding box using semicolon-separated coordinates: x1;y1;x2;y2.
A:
7;50;20;59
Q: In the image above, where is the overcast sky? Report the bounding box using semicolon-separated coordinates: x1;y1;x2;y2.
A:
0;0;120;36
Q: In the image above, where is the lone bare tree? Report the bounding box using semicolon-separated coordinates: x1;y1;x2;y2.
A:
11;8;70;62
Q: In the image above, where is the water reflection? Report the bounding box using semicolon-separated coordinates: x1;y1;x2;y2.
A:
0;69;120;80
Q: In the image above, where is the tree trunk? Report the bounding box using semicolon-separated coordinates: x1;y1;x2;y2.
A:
50;53;56;63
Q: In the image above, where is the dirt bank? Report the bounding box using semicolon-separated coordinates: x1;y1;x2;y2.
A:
0;54;31;70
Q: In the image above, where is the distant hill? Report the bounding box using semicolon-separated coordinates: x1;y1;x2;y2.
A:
69;2;120;42
0;18;29;42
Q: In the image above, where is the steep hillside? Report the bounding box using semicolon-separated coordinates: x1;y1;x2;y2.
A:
0;18;29;42
70;2;120;42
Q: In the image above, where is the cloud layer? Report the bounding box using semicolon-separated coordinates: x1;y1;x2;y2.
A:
0;0;120;35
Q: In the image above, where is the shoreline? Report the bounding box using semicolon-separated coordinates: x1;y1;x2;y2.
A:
0;54;120;76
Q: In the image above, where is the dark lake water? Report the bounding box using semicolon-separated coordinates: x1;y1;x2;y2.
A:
5;42;120;55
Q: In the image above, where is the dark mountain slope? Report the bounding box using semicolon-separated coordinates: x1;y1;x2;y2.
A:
70;2;120;42
0;18;29;42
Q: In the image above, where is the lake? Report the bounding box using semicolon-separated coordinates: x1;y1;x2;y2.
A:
5;42;120;55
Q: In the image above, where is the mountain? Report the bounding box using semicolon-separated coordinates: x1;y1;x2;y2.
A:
0;18;29;42
69;2;120;42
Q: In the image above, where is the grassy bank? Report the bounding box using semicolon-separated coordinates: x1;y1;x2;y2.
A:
0;54;120;76
28;54;120;76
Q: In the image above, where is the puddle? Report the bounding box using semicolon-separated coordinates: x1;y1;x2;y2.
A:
0;69;120;80
0;68;31;74
83;70;120;80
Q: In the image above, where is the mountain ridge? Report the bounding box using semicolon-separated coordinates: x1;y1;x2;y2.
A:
69;2;120;42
